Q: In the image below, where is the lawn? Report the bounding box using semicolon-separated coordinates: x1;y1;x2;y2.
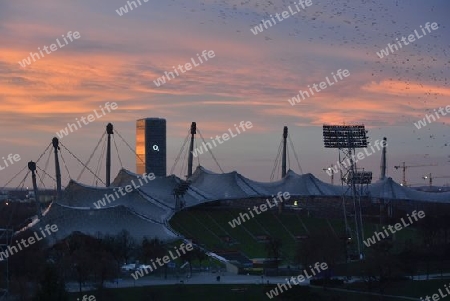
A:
68;282;432;301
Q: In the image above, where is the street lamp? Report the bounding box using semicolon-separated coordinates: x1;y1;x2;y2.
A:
423;173;432;188
323;166;334;185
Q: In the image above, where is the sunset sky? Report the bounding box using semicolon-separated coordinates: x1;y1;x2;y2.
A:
1;0;449;188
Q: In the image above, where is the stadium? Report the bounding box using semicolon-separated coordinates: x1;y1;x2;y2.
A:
13;122;450;272
1;121;450;301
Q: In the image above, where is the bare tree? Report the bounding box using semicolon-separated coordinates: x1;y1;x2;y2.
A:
141;237;167;278
115;229;137;265
265;237;282;274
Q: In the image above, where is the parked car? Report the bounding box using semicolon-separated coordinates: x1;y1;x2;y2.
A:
136;264;152;271
121;263;136;272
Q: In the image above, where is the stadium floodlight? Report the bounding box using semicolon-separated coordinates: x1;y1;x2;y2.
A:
173;180;191;210
346;171;373;185
323;124;369;262
323;125;368;148
173;180;190;196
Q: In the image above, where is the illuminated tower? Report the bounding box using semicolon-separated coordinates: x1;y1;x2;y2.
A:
136;118;166;176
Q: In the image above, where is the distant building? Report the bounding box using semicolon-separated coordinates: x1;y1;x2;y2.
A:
0;189;56;202
136;118;166;176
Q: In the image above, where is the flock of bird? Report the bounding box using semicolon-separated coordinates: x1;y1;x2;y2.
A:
164;0;448;149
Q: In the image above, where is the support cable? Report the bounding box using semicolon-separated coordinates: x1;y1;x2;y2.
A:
93;141;107;186
180;140;190;178
59;150;72;180
17;171;30;193
77;132;105;181
36;166;57;184
113;135;123;168
3;142;52;190
35;142;53;165
288;135;303;174
170;130;190;175
1;165;28;190
59;142;105;186
36;170;46;190
115;129;145;165
95;140;107;178
270;139;283;182
197;129;224;173
287;141;291;171
196;135;200;167
39;148;53;184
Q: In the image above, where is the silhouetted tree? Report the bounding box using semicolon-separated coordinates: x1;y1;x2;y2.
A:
141;237;167;278
397;239;418;279
33;263;68;301
9;228;47;301
360;238;397;294
180;246;196;276
265;237;282;274
194;247;208;269
116;229;137;264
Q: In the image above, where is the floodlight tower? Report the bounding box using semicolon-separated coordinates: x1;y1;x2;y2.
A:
323;124;368;261
106;123;113;187
52;137;62;200
282;126;288;178
379;137;387;181
28;161;42;217
187;122;196;179
348;169;372;200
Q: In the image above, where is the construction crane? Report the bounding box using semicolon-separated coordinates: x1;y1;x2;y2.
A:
422;173;450;187
393;162;437;186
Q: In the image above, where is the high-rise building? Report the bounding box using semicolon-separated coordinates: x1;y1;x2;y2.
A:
136;118;166;176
